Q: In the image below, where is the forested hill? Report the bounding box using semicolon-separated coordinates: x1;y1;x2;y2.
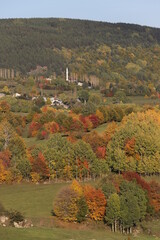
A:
0;18;160;84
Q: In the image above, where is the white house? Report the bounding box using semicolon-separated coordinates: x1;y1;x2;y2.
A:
13;93;21;98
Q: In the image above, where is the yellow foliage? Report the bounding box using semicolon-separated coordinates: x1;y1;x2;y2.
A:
31;172;40;183
71;179;83;197
0;160;12;183
96;110;104;124
54;186;78;222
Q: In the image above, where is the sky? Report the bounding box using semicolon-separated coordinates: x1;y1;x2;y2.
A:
0;0;160;28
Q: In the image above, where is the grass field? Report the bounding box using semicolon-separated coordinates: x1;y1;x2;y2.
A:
105;96;160;105
129;96;160;105
24;137;47;147
93;123;108;134
0;183;68;218
0;226;157;240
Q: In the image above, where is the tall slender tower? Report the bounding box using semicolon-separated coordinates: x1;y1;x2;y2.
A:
66;68;69;82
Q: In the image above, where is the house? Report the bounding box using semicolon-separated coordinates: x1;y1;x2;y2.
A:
13;93;21;98
78;82;83;87
45;78;52;84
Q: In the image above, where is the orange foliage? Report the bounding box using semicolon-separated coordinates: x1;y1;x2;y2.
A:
83;131;106;158
0;101;10;113
84;185;106;220
96;146;106;159
79;115;93;131
149;181;160;212
77;159;90;180
29;121;42;137
104;121;118;144
0;160;12;183
125;138;136;156
0;150;11;168
44;121;59;134
31;152;50;179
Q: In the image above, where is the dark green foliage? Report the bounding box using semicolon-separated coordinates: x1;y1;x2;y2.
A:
0;18;160;74
9;210;24;224
120;193;140;228
102;182;116;199
113;91;127;104
78;90;89;103
120;180;147;221
76;197;88;223
0;18;160;93
81;102;96;116
34;96;45;108
12;157;31;178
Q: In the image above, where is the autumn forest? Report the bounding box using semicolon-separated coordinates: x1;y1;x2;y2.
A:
0;18;160;240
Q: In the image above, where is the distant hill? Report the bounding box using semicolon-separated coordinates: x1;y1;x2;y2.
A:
0;18;160;86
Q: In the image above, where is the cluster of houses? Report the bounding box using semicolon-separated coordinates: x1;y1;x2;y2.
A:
0;91;69;109
32;96;68;109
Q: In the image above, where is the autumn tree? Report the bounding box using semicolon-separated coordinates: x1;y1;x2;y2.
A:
84;185;106;221
107;110;160;174
31;152;50;180
149;181;160;213
54;186;79;222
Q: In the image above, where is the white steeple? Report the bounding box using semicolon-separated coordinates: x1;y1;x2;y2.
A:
66;68;69;81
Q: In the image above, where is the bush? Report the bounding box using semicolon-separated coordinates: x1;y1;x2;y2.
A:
9;210;24;224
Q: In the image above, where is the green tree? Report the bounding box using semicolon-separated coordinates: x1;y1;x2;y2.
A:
105;193;120;232
78;90;89;103
120;181;147;224
76;196;88;223
107;110;160;174
120;193;140;233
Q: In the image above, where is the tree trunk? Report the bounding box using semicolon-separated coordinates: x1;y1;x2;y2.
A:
111;223;114;232
114;220;117;232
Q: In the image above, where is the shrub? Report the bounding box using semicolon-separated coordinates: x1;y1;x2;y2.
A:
9;210;24;224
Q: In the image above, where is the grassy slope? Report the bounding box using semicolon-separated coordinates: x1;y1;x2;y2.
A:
93;123;108;134
0;227;157;240
0;183;68;218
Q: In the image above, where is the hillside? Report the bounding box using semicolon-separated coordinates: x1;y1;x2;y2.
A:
0;18;160;87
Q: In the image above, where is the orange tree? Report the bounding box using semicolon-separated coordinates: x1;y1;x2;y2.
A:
84;185;106;221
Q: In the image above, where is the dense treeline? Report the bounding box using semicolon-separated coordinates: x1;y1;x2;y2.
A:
0;18;160;88
0;99;160;183
53;176;160;232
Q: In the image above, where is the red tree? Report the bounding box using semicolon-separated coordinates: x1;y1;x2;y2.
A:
31;152;50;179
